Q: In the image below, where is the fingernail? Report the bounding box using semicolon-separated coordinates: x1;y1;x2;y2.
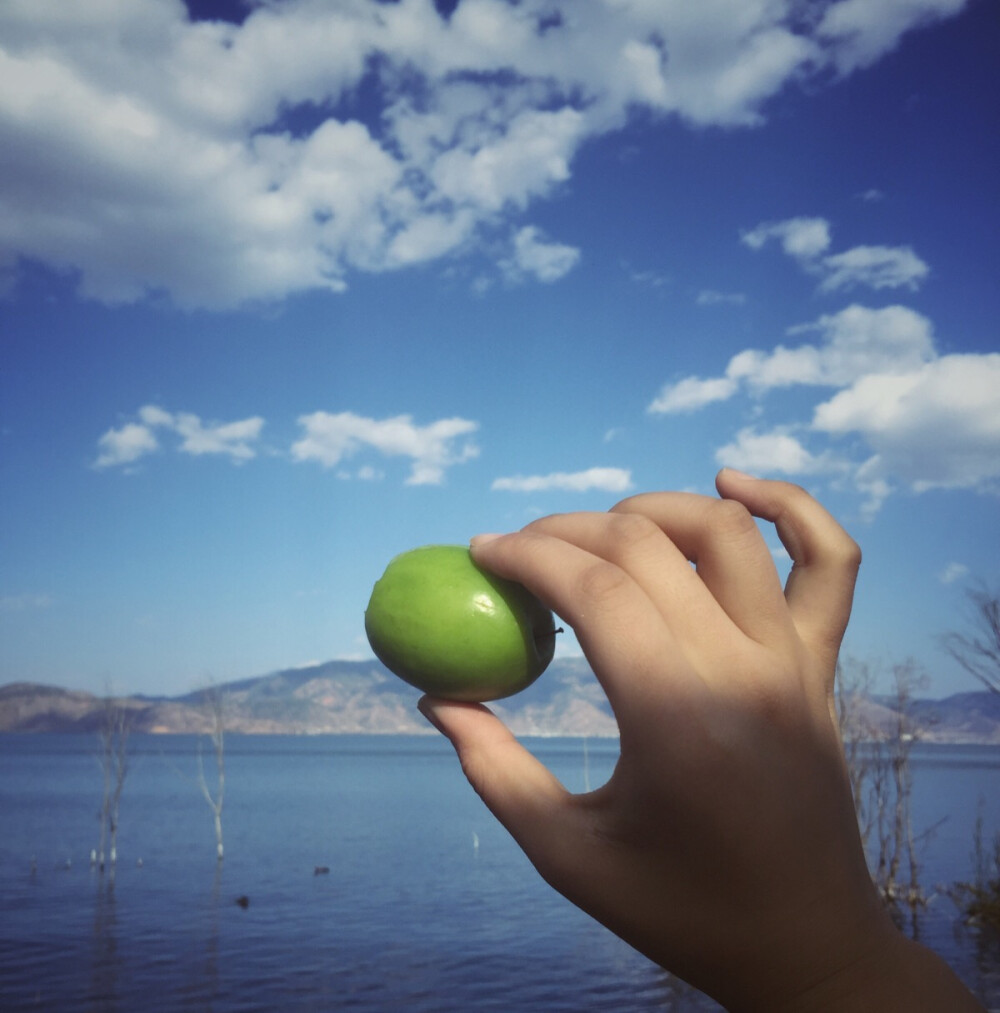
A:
722;468;758;481
417;696;445;735
470;532;503;548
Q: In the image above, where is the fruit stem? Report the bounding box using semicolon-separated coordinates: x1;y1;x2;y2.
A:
534;626;564;643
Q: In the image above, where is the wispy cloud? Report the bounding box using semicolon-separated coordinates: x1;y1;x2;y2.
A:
817;245;929;293
648;376;739;415
0;1;969;308
742;217;832;260
696;289;747;307
492;468;632;494
742;216;929;293
623;262;671;290
94;405;264;469
292;412;479;486
939;563;970;585
0;592;54;612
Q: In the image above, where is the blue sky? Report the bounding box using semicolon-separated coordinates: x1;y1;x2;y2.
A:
1;0;998;699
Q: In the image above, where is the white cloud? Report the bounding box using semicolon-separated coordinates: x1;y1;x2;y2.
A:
430;107;584;214
292;411;479;486
0;0;968;307
96;404;478;483
775;305;937;385
171;413;264;461
818;0;969;73
385;209;477;268
649;304;936;414
741;217;832;260
138;405;174;428
95;405;264;468
95;421;160;469
502;225;581;283
650;299;1000;509
648;376;739;415
714;427;839;476
743;216;930;294
492;467;633;494
817;244;929;293
812;353;1000;492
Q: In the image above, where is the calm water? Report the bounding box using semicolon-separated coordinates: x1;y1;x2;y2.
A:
1;735;998;1012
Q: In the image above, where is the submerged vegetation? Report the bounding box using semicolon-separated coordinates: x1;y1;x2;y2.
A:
197;686;226;862
94;693;133;877
951;805;1000;936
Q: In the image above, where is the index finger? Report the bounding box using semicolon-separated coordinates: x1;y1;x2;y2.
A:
469;526;700;723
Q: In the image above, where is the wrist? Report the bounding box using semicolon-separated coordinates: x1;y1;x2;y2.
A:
766;923;983;1013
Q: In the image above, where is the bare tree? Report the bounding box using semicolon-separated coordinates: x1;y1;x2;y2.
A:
836;657;879;848
836;658;932;934
198;687;226;862
96;694;132;873
941;582;1000;694
883;661;925;927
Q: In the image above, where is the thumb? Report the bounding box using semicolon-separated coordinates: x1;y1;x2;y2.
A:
418;696;573;858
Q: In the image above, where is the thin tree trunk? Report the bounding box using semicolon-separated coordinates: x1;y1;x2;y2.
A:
198;688;226;862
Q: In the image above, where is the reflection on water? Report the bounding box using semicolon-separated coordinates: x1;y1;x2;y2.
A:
0;734;997;1011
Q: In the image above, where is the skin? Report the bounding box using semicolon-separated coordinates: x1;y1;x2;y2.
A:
419;469;984;1013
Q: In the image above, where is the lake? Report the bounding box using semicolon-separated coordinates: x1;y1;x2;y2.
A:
1;734;998;1011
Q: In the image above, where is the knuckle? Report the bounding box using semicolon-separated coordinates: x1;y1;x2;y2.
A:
605;510;663;556
777;478;809;498
744;677;797;727
766;477;810;502
523;512;569;534
609;492;647;514
833;534;863;573
575;558;632;606
705;497;757;538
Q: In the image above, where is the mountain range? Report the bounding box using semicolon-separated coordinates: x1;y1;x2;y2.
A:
1;659;998;743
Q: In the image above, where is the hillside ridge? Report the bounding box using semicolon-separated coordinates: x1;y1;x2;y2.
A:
1;661;998;742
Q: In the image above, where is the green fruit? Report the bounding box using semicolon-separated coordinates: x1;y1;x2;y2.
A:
364;544;557;702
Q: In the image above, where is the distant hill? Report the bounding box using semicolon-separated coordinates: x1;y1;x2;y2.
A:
1;661;998;742
0;657;618;737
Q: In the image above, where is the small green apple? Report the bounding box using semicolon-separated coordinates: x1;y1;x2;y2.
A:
364;544;557;702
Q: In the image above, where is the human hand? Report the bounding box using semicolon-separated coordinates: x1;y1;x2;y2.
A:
418;470;982;1011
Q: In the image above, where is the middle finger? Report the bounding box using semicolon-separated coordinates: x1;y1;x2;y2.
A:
523;509;727;644
610;492;796;649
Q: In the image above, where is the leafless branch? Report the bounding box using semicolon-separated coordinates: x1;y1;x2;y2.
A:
940;581;1000;694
